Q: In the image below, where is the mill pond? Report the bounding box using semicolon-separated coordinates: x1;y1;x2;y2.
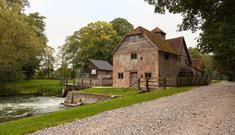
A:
0;95;66;123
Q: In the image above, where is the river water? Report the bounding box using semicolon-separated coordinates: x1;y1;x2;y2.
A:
0;96;66;123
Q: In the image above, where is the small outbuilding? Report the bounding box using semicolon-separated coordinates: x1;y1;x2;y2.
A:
88;59;112;79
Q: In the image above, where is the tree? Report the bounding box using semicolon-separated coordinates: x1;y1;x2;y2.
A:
188;47;224;80
63;21;119;74
78;21;119;68
22;58;40;80
188;47;202;59
145;0;235;80
40;46;55;79
55;46;70;78
0;5;44;81
26;12;48;46
63;31;81;77
21;13;47;80
111;18;134;37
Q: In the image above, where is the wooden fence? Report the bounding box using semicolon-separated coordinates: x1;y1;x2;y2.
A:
176;76;208;87
62;78;113;97
137;76;209;91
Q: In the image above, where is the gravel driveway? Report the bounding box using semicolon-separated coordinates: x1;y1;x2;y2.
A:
31;82;235;135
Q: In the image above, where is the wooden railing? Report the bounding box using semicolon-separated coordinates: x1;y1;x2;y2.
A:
138;78;166;91
176;76;208;87
137;76;209;91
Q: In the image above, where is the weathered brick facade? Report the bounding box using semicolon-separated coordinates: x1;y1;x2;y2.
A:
113;26;194;88
113;35;159;87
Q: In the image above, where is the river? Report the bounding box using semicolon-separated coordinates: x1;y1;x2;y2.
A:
0;95;66;123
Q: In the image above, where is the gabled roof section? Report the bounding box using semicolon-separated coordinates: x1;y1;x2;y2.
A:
166;37;191;64
191;59;204;71
151;27;166;34
126;26;145;36
166;37;184;54
113;26;177;55
89;59;112;71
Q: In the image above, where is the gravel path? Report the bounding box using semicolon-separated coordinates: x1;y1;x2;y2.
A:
31;82;235;135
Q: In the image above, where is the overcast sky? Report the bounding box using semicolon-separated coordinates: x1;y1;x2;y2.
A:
25;0;200;50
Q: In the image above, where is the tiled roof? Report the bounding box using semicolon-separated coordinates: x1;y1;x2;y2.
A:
125;26;177;55
89;59;112;71
166;37;191;64
166;37;184;54
191;59;204;71
151;27;166;34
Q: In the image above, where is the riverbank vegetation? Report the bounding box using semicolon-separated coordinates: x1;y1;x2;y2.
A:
0;86;192;135
0;80;62;96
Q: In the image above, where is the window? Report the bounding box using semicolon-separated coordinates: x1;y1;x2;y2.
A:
145;72;152;78
131;53;137;59
164;53;170;60
118;73;124;79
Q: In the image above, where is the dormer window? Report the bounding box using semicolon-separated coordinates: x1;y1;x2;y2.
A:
131;53;137;60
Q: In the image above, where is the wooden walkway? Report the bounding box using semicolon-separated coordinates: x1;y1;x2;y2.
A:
62;79;112;97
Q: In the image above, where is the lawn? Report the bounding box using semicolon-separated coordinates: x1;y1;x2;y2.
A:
80;88;139;96
0;79;62;96
0;86;192;135
211;80;221;84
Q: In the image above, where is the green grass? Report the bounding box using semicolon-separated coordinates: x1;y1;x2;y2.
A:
211;80;221;84
0;79;62;96
0;86;192;135
80;88;139;96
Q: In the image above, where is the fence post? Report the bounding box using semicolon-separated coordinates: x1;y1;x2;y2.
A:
163;77;166;89
65;79;68;87
145;78;149;92
90;79;92;87
138;78;141;90
81;79;84;89
73;79;75;89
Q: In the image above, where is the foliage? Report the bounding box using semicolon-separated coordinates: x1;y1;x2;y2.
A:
26;12;48;46
0;87;192;135
21;58;40;80
63;21;120;73
0;0;47;82
0;7;44;81
145;0;235;80
188;47;202;59
0;79;62;96
188;47;226;80
39;46;55;79
110;18;134;37
63;31;81;77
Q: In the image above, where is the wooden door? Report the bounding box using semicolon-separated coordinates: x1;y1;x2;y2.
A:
131;72;138;87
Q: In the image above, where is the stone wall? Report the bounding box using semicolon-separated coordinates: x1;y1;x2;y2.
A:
64;91;112;105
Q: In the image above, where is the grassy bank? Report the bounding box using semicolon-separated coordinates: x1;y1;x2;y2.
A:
0;80;62;96
80;88;139;96
0;86;192;135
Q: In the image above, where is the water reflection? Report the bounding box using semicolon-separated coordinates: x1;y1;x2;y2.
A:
0;96;66;123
